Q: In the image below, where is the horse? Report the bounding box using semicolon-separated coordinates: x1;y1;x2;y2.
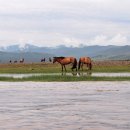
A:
49;57;52;62
78;57;92;70
14;60;17;63
9;60;12;63
20;58;24;63
53;57;77;72
41;58;45;62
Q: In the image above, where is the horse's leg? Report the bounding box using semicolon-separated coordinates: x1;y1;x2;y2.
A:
64;65;67;72
89;63;92;70
88;63;90;70
89;63;91;70
87;63;89;67
76;66;77;71
71;63;73;71
87;63;89;70
62;65;63;72
71;65;74;71
81;63;83;71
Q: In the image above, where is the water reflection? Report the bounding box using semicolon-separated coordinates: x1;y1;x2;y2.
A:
61;71;92;77
78;71;92;76
61;71;130;77
0;72;130;78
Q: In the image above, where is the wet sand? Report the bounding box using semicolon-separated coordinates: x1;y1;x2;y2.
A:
0;82;130;130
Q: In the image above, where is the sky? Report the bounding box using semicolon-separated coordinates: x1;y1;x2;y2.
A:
0;0;130;47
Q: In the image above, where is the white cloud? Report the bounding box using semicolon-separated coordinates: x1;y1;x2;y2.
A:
0;0;130;47
88;34;128;46
109;34;128;45
88;35;108;45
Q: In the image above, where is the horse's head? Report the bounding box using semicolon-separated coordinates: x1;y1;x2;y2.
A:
53;57;57;63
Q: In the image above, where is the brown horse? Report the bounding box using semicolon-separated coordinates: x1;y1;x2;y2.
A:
78;57;92;70
53;57;77;72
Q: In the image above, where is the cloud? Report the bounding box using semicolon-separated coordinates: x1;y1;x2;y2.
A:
88;34;128;46
109;34;128;45
0;0;130;47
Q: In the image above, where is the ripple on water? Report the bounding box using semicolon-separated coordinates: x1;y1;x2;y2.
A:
0;82;130;130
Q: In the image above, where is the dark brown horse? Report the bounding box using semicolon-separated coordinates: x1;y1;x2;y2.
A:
20;58;24;63
9;60;12;64
41;58;45;62
14;60;17;63
49;57;52;62
53;57;77;72
78;57;92;70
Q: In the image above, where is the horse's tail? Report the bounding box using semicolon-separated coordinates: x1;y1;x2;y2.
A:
89;62;92;70
78;59;81;70
72;58;77;70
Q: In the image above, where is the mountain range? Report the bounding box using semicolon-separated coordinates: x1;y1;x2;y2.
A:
0;44;130;63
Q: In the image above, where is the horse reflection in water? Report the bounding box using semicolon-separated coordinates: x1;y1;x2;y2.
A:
77;71;92;76
53;57;77;72
61;72;78;76
61;71;92;77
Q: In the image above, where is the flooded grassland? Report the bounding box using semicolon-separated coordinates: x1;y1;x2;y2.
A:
0;82;130;130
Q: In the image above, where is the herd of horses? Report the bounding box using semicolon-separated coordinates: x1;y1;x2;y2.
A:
9;56;92;72
10;58;24;63
41;57;52;62
53;57;92;71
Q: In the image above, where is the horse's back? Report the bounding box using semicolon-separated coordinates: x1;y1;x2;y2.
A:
69;57;77;61
80;57;91;63
60;57;74;64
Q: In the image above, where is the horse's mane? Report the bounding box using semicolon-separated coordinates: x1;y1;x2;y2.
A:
54;56;65;59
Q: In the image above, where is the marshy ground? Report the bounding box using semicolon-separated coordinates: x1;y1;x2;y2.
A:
0;60;130;81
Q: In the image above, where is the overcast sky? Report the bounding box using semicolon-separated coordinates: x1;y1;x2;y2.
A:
0;0;130;47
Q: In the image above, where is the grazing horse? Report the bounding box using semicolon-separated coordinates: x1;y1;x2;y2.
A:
78;57;92;70
53;57;77;72
20;58;24;63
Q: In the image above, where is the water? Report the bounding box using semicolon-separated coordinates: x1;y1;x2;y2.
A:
0;72;130;78
0;82;130;130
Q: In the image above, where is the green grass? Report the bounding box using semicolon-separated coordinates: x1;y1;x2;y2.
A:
0;75;130;82
93;66;130;73
24;75;130;81
0;63;129;81
0;63;60;73
0;63;130;73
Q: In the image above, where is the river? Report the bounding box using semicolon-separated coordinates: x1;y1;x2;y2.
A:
0;82;130;130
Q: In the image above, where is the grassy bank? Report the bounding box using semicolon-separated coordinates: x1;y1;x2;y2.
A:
0;62;129;81
0;62;130;73
0;75;130;81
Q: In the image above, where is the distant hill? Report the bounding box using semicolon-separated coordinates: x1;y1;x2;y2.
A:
92;45;130;60
0;44;130;62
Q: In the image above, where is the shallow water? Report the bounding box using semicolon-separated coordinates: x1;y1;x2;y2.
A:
0;82;130;130
0;72;130;78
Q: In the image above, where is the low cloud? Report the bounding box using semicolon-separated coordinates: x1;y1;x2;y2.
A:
88;34;128;46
